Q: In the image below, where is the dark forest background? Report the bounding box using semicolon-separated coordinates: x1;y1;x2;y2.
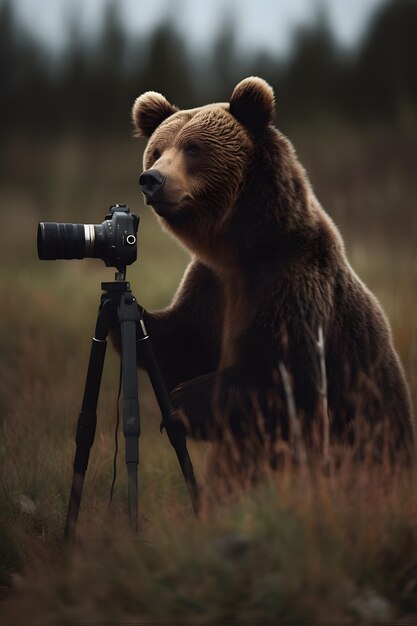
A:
1;0;417;136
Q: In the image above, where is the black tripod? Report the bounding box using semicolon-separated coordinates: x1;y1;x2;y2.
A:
64;272;200;542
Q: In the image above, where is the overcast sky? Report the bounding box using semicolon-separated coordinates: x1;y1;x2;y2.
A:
13;0;385;56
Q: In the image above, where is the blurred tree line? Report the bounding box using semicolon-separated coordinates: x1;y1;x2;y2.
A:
1;0;416;136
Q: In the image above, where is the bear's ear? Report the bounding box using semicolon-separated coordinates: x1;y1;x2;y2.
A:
229;77;275;130
132;91;178;138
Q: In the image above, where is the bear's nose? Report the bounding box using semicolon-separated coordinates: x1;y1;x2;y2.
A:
139;169;166;198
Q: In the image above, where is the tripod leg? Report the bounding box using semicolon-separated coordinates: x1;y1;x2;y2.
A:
64;303;109;542
119;293;141;533
136;318;201;514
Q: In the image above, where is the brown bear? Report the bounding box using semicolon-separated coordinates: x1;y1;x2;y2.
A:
132;76;414;473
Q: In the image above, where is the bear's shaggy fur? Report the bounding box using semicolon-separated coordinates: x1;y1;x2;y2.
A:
132;77;414;472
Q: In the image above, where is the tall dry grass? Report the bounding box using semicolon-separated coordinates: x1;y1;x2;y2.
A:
0;126;416;624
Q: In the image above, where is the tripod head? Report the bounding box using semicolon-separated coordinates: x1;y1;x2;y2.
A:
115;267;128;281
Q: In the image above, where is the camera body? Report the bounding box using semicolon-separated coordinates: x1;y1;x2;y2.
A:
37;205;139;271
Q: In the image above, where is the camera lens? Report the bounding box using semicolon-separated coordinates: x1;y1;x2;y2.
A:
37;222;87;260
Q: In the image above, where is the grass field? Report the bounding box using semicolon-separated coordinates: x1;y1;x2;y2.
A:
0;127;416;625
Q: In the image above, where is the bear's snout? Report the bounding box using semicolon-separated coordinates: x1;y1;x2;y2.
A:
140;169;166;202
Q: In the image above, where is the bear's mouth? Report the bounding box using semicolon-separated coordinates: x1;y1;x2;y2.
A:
149;200;178;217
148;193;193;219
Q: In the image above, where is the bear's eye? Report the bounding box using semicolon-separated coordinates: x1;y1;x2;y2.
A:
152;148;161;161
184;143;200;157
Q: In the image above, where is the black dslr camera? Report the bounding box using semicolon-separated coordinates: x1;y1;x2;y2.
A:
37;204;139;271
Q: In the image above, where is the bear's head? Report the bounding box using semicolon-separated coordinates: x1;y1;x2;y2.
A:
133;77;308;265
